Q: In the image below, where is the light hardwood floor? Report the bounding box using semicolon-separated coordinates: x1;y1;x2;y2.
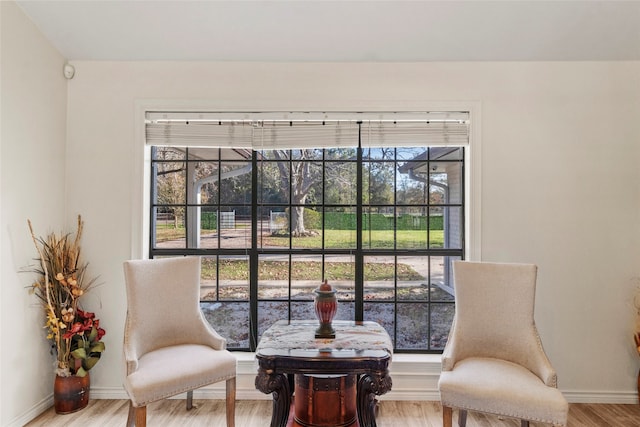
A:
25;399;640;427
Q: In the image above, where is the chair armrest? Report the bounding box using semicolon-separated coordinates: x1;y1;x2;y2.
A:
527;328;558;387
440;318;458;371
536;361;558;388
125;356;139;374
123;315;140;374
194;310;228;351
526;350;558;387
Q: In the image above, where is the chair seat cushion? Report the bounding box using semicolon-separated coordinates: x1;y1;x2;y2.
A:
439;357;568;426
125;344;236;407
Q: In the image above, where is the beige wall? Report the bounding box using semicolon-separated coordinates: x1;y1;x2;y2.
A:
1;2;68;425
3;2;640;424
64;60;640;401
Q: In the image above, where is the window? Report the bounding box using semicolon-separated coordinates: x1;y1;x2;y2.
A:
147;113;469;353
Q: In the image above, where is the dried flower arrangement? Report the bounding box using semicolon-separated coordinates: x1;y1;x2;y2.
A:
27;215;105;377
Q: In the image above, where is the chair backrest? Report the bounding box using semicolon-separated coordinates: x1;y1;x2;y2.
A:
450;261;544;369
123;257;203;358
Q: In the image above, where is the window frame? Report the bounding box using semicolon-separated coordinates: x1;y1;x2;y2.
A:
135;107;482;354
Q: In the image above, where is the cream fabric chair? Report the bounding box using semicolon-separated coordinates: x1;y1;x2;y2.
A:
438;261;568;427
123;257;236;427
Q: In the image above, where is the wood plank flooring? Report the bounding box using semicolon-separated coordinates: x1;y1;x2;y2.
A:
25;399;640;426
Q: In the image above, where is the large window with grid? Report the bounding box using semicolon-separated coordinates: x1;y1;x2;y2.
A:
147;113;468;353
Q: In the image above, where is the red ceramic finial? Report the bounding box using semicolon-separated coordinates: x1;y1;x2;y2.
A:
319;279;332;291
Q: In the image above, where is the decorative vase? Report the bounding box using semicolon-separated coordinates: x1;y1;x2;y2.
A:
314;280;337;338
54;373;90;414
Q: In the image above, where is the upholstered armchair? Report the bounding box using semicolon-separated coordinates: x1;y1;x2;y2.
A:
123;257;236;427
438;261;568;427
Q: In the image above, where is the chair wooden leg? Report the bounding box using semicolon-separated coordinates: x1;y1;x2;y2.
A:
521;420;530;427
127;401;146;427
186;390;193;410
127;401;135;427
136;406;147;427
458;409;468;427
443;405;453;427
226;377;236;427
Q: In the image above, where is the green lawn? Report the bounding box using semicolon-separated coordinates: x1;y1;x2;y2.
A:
156;225;185;242
202;258;424;281
157;227;444;247
262;229;444;249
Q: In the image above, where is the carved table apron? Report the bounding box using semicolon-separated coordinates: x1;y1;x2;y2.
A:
255;320;393;427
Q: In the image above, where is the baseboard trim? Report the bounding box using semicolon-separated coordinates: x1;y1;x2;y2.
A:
6;393;53;427
562;390;639;404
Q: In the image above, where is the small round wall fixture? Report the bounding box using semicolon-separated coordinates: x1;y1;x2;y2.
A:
63;63;75;79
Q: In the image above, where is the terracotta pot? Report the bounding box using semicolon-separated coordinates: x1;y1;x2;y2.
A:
53;373;90;414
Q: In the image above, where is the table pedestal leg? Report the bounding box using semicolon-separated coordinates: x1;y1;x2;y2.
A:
356;373;392;427
293;374;357;427
256;370;291;427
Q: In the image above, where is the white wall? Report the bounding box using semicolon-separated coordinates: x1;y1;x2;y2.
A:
63;60;640;403
1;2;68;426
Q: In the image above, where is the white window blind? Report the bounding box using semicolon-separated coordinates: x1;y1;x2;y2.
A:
145;121;254;148
361;120;469;147
253;121;360;150
145;112;469;148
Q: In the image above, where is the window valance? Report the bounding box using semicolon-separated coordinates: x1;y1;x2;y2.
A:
145;111;470;149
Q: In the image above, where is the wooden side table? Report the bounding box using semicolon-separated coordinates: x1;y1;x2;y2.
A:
255;320;393;427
